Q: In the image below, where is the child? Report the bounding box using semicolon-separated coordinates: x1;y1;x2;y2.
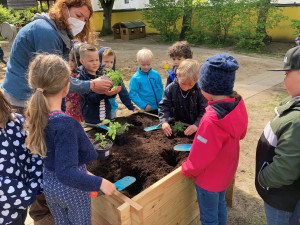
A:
159;59;207;136
25;54;116;225
255;46;300;225
166;41;193;87
0;91;43;225
98;47;137;119
182;53;248;225
129;48;164;114
295;36;300;47
78;44;120;124
65;47;82;122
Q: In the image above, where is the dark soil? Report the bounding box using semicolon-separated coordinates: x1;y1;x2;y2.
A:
86;113;194;198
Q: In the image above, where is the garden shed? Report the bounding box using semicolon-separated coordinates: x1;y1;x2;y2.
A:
112;20;146;40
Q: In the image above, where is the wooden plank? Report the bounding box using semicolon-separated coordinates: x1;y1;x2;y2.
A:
133;167;195;223
118;202;131;225
225;176;235;207
167;197;200;225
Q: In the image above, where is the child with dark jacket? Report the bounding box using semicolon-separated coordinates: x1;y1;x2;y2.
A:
78;44;120;124
0;91;43;225
98;47;137;119
255;46;300;225
182;53;248;225
165;41;193;88
159;59;207;136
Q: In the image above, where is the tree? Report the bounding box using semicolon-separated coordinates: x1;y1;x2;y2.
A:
179;0;193;41
98;0;115;36
256;0;272;44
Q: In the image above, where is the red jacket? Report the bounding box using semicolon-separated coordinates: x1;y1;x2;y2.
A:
182;97;248;192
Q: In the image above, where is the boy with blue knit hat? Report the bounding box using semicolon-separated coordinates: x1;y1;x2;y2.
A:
182;53;248;225
255;46;300;225
295;36;300;47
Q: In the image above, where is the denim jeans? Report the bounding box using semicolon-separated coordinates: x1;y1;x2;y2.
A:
195;184;227;225
264;202;293;225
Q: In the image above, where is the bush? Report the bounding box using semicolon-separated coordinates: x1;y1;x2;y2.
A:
142;0;184;42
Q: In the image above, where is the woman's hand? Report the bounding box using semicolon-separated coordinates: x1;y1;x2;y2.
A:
162;122;172;136
92;78;113;94
184;125;198;136
100;178;116;196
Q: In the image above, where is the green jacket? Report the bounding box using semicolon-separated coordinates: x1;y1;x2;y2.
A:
255;96;300;212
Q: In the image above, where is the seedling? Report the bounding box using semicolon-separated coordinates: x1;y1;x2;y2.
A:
103;119;132;140
95;133;108;148
171;121;185;133
106;69;122;87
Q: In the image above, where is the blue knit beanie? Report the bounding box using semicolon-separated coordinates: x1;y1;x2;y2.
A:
198;53;239;95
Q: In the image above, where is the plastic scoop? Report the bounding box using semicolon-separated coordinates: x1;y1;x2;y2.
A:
90;176;136;198
173;144;192;151
85;123;110;131
143;123;162;132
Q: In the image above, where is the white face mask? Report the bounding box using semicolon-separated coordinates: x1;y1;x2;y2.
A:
67;8;85;36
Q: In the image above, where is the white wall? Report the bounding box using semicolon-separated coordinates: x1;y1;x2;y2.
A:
92;0;150;12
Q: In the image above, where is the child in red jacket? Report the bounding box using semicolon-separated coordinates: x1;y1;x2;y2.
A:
181;53;248;225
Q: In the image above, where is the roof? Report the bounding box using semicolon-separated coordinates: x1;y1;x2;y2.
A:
112;20;146;29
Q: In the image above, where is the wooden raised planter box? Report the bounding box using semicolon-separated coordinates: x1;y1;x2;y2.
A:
90;113;234;225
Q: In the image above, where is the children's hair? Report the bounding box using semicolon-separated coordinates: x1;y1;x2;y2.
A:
79;44;98;59
0;91;14;124
136;48;153;62
102;48;115;58
25;54;71;157
168;41;193;59
177;59;200;84
70;47;81;68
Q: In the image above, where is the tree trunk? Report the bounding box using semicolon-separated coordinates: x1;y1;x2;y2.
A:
256;0;272;44
99;0;115;36
179;0;192;41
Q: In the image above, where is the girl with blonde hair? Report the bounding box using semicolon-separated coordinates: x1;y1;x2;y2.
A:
25;54;116;225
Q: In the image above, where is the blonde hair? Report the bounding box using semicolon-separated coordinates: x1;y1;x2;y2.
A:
177;59;200;84
102;49;115;58
79;44;98;59
49;0;94;43
136;48;153;62
0;91;14;124
25;54;71;157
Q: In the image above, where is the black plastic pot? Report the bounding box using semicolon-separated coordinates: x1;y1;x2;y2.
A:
115;133;127;146
93;139;113;160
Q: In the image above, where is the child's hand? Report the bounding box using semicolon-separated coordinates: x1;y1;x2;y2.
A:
66;101;73;110
105;86;121;96
162;122;172;136
100;178;116;196
133;107;139;112
184;125;198;136
145;105;152;111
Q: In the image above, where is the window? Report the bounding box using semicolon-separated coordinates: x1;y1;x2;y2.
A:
125;0;129;3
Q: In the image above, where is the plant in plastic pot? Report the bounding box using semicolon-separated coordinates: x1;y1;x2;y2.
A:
104;119;132;146
93;133;113;160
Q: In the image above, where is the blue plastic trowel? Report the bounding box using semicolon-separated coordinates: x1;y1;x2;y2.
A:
85;122;110;131
90;176;136;198
173;144;192;151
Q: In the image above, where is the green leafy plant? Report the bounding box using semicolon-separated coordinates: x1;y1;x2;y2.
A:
106;69;122;87
171;122;185;133
104;119;132;140
95;133;108;148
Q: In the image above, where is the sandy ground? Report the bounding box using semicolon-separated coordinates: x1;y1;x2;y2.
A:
0;35;293;224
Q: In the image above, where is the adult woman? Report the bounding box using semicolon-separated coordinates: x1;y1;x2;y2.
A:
1;0;114;115
1;1;113;224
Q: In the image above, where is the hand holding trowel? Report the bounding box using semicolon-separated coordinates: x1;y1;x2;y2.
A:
91;176;136;198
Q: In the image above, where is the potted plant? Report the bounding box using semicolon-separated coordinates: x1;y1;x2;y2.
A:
93;133;113;160
104;119;132;146
171;121;186;137
106;69;122;89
